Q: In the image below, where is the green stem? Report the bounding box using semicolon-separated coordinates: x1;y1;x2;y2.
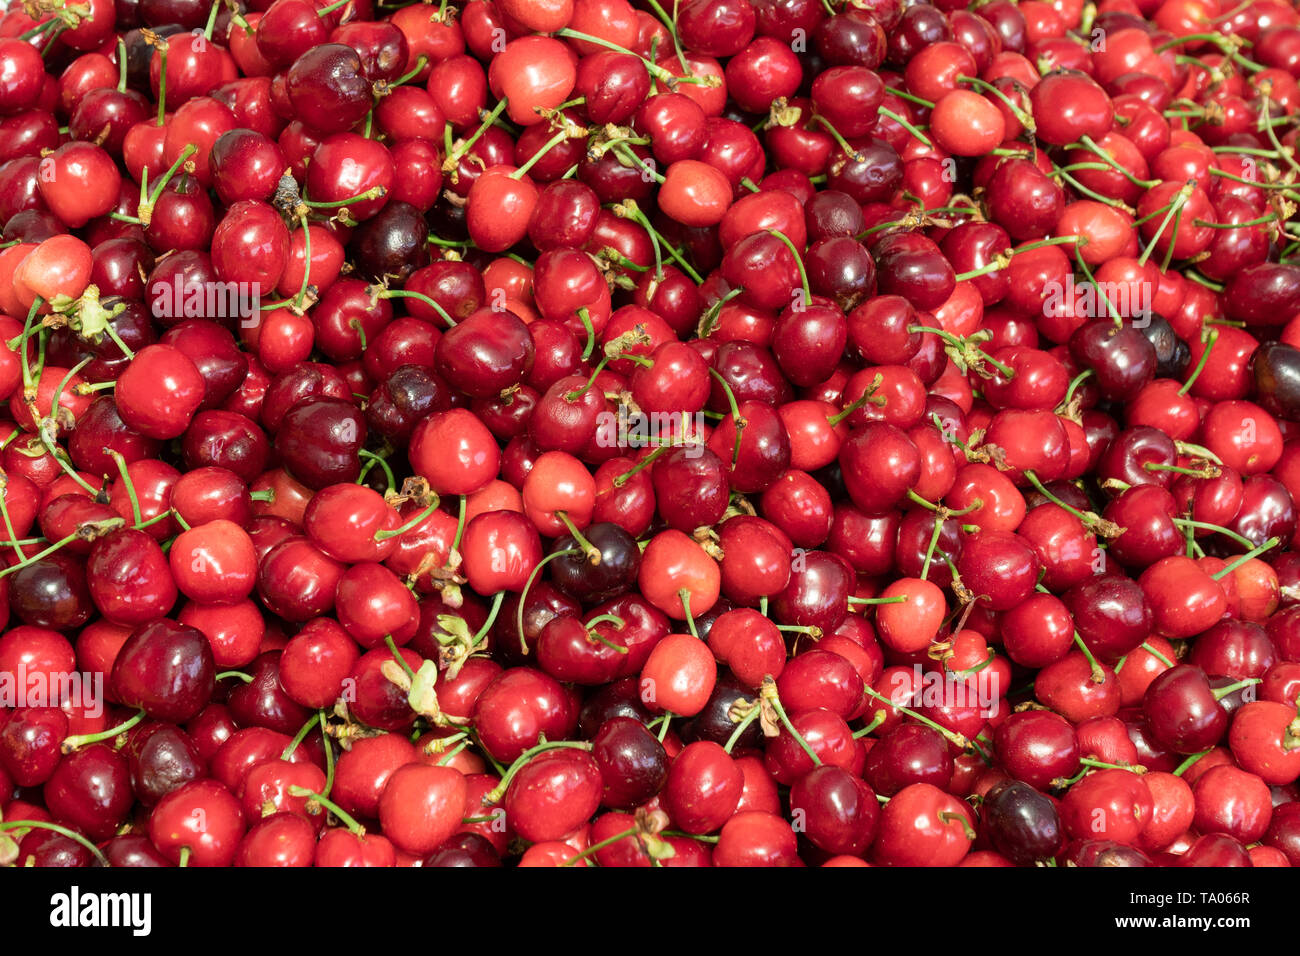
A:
374;499;441;541
1211;538;1279;580
1179;329;1218;396
878;106;931;148
0;821;108;867
281;712;321;760
768;229;810;305
288;787;365;835
61;709;145;752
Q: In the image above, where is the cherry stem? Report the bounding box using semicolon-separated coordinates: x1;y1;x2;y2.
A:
1023;470;1097;527
585;621;628;654
723;704;761;753
154;35;168;124
1141;642;1175;668
0;525;93;581
763;683;821;767
60;709;145;753
1144;461;1215;478
115;37;128;91
471;590;506;650
319;709;336;796
909;324;1015;379
1072;631;1107;684
576;307;596;362
486;739;593;803
556;511;600;565
707;368;744;468
612;446;667;487
290;212;314;308
357;449;395;495
374;500;440;541
554;28;682;85
768;229;810;305
387;54;428;90
1081;756;1144;773
1136;182;1193;267
957;75;1033;130
851;711;887;739
17;296;41;394
303;187;386;209
1211;537;1280;580
316;0;351;15
449;494;467;555
847;595;908;605
446;98;509;169
511;129;572;181
201;0;221;38
288;786;365;835
563;825;639;866
0;492;27;563
516;549;582;654
1172;749;1212;777
888;86;934;108
920;512;945;582
1178;328;1218;396
677;588;700;639
775;624;822;636
616;199;702;283
860;685;968;748
1172;518;1256;550
938;810;977;841
141;144;198;222
0;821;109;868
1069;243;1126;328
372;288;456;327
878;106;930;148
809;114;863;163
281;712;321;760
826;382;885;426
1213;677;1262;700
656;712;673;742
215;670;252;683
384;634;415;681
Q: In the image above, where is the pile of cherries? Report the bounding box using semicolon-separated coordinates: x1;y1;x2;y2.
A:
6;0;1300;868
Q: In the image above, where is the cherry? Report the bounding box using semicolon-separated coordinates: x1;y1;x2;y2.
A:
956;530;1040;612
586;716;667;811
980;780;1064;865
873;782;975;867
109;618;214;723
663;740;742;834
472;667;576;765
113;343;205;440
1143;665;1230;755
86;528;179;627
993;710;1080;791
148;778;245;867
0;707;70;788
126;721;206;807
1192;764;1273;845
377;763;468;856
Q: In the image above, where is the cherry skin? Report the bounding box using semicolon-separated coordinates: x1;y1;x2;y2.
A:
378;763;469;856
148;779;245;867
662;740;743;835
